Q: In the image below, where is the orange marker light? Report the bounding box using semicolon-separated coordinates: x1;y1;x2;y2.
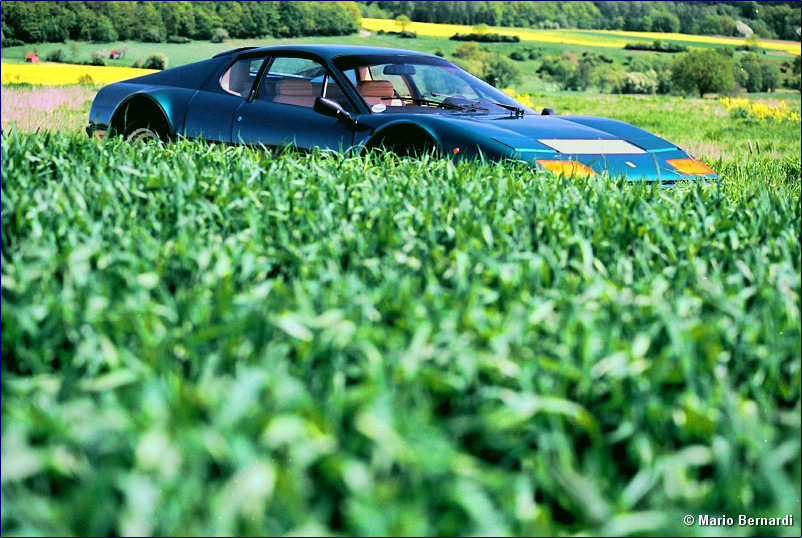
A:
536;160;596;178
666;158;715;175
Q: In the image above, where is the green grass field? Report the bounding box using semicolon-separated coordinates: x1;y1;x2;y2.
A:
2;124;800;535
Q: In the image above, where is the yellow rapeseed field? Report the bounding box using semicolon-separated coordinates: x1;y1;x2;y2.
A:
1;62;156;86
362;18;625;48
361;18;801;55
590;29;800;55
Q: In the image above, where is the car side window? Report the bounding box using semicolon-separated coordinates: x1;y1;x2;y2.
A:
220;57;265;97
256;56;355;113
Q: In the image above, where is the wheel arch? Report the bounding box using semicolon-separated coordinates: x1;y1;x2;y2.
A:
362;121;443;155
110;94;173;138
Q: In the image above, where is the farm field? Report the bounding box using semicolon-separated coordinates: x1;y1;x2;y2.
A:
2;18;801;536
0;62;157;86
360;18;802;55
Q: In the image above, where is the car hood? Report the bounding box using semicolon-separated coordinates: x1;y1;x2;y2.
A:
410;112;710;182
437;112;678;151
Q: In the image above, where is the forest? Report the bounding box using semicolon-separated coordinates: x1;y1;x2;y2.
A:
2;1;800;46
1;1;362;45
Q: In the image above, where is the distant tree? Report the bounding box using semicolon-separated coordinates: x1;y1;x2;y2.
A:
90;16;117;43
141;27;163;43
472;23;489;34
395;15;411;33
760;63;781;92
594;65;626;93
650;11;680;33
481;55;520;88
671;49;735;97
703;15;737;36
740;53;763;92
538;55;579;90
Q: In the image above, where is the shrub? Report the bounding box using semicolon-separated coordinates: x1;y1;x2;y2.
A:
3;36;24;47
481;55;521;88
77;73;94;84
620;70;658;94
45;49;67;63
167;35;191;44
624;40;688;53
434;48;445;57
142;53;168;70
450;32;520;43
132;57;143;68
398;30;417;39
141;27;163;43
453;42;482;60
509;51;527;62
211;27;229;43
89;51;105;66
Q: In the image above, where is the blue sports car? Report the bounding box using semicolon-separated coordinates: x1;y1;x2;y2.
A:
87;44;717;182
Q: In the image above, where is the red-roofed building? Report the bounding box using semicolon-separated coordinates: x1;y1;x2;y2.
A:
25;52;39;63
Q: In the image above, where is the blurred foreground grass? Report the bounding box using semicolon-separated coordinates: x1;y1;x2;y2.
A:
1;132;800;535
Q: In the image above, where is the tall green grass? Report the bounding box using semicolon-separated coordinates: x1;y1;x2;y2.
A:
1;132;800;535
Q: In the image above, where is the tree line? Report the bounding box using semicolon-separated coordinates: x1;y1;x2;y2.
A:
360;1;801;41
1;1;361;45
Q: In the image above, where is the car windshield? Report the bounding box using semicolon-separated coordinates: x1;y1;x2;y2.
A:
333;54;535;115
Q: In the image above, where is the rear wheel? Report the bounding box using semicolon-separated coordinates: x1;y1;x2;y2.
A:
124;122;161;143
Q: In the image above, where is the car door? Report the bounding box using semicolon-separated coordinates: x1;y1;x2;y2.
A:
233;55;357;151
183;54;268;142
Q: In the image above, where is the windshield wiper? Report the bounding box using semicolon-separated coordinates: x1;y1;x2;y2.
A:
428;93;526;118
381;96;487;112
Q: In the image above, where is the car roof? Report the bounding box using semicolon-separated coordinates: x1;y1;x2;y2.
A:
215;44;438;62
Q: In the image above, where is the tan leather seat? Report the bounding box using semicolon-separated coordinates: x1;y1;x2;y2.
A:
221;61;252;97
358;80;402;107
273;78;316;107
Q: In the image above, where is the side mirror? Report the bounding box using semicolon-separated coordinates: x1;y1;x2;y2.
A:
314;97;355;125
541;107;556;115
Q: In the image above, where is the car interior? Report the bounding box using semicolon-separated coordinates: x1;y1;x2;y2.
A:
220;56;410;112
